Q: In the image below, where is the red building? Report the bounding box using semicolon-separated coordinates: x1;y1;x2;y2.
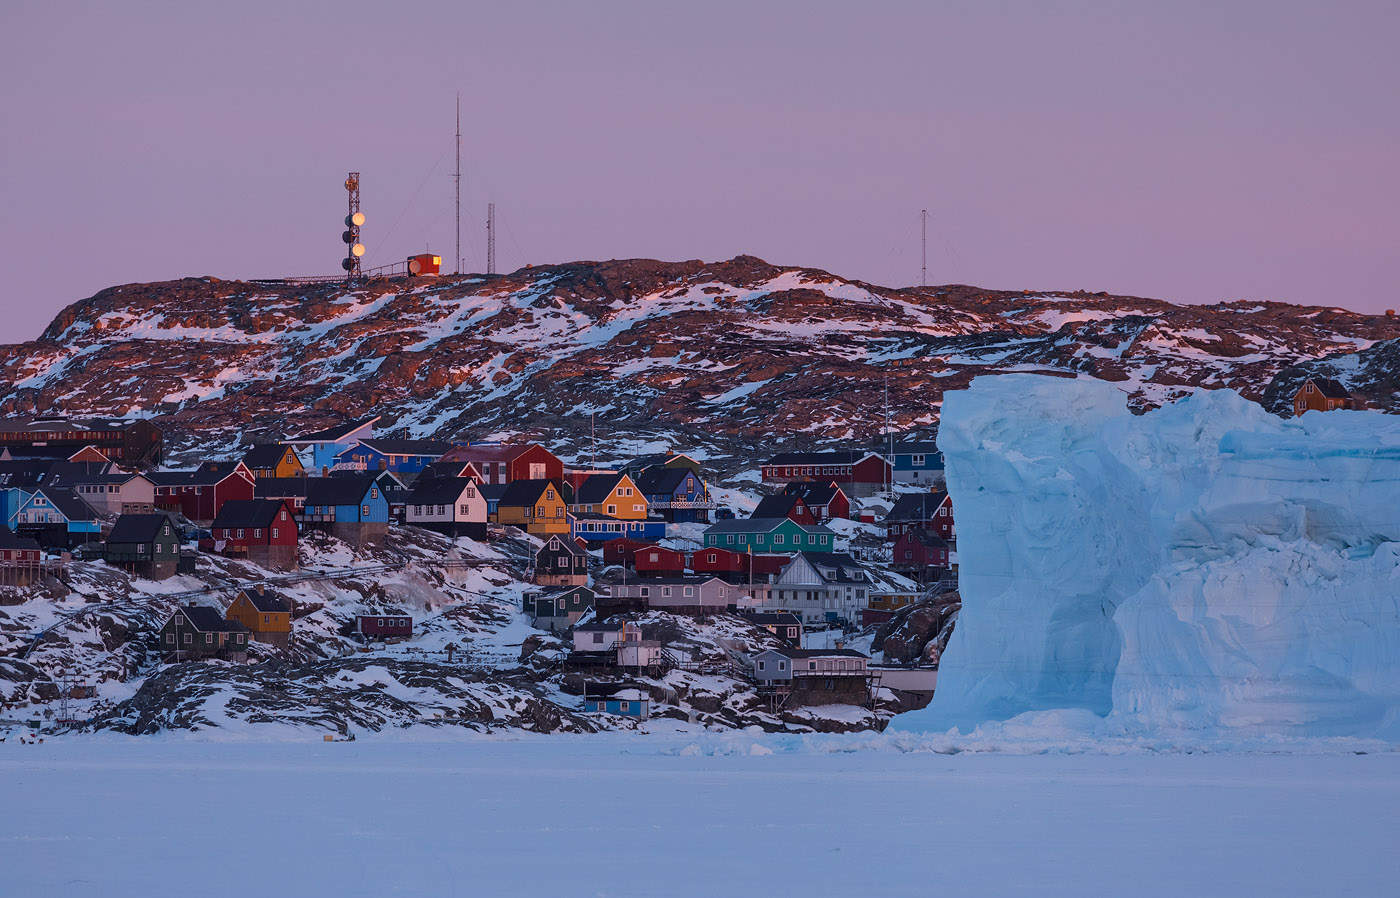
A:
407;252;442;276
760;450;891;498
0;524;45;587
355;614;413;639
891;529;951;583
603;537;654;567
783;481;851;522
150;466;256;526
884;489;953;542
750;493;817;525
204;499;299;571
437;443;564;486
634;545;686;578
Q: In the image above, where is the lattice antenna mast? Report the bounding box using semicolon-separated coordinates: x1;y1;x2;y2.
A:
454;95;462;275
486;202;496;275
342;173;365;280
921;208;929;288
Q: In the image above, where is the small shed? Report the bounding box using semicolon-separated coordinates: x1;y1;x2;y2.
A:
355;613;413;640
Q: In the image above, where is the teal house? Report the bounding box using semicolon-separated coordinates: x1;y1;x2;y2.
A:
702;517;834;553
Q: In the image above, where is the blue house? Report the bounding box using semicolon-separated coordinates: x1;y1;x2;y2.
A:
634;466;715;523
11;487;101;548
583;686;650;719
282;416;380;474
892;441;945;486
331;439;452;478
302;475;390;524
0;460;50;528
570;512;667;544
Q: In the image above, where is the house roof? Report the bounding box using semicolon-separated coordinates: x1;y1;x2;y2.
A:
629;451;700;469
705;518;832;536
532;585;595;601
237;588;293;613
305;475;378;506
539;535;588;557
575;621;626;632
0;460;52;489
242;444;298;468
417;460;481;480
782;481;844;504
627;575;725;586
902;529;949;550
212;499;290;530
408;477;477;505
0;416;146;435
764;450;884;466
634;466;693;496
439;443;545;465
254;477;313;499
752;494;804;518
478;483;508;501
747;612;802;627
34;488;97;523
886;490;949;522
349;438;452;458
789;551;871;584
498;478;561;507
106;513;177;544
771;647;869;660
574;473;629;505
283;416;380;444
1306;377;1352;399
892;441;941;455
148;467;249;488
169;605;249;634
0;524;40;552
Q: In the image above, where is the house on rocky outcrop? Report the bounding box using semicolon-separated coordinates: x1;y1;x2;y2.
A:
533;534;590;586
752;647;872;708
0;524;46;587
883;490;953;542
104;512;184;580
405;476;486;539
160;604;250;663
1292;378;1355;415
494;479;569;536
752;492;818;525
149;465;256;527
331;438;453;480
524;585;595;631
11;486;101;549
891;441;945;486
301;475;389;547
354;614;412;641
225;586;294;648
436;443;563;485
761;450;891;498
207;499;299;571
633;465;714;523
781;481;850;523
703;518;834;554
281;416;380;474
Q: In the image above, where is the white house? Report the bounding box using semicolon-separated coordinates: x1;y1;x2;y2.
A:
405;476;486;539
608;576;733;613
769;552;874;624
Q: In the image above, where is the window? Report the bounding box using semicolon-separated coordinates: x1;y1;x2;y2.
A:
465;487;476;498
683;586;693;597
236;529;245;539
774;534;784;545
165;633;174;644
606;505;616;515
620;701;630;711
155;543;162;554
640;587;650;598
912;454;925;466
378;618;385;626
183;633;192;644
362;505;370;516
204;634;213;644
414;505;422;516
370;487;379;499
662;587;672;597
593;632;604;645
808;535;817;545
758;660;766;671
1306;383;1314;394
707;553;717;563
280;510;287;520
137;544;146;554
437;505;446;515
536;505;545;517
726;535;735;545
271;528;279;539
263;615;270;624
253;528;262;538
546;489;555;500
459;504;469;515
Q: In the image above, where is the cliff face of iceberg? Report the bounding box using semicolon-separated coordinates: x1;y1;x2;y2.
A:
899;374;1400;739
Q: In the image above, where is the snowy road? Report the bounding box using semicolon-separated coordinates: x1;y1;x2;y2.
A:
3;739;1396;897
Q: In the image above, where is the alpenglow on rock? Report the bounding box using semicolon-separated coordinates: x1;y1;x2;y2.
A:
895;374;1400;740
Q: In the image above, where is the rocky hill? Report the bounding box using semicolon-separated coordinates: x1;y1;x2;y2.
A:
3;256;1397;466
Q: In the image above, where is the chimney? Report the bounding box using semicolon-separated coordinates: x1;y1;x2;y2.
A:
835;640;844;650
187;601;198;609
254;583;265;595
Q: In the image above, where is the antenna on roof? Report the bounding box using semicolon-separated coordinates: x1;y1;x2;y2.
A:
921;209;929;288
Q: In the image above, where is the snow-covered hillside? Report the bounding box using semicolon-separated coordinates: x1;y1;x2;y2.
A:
3;256;1397;466
896;375;1400;740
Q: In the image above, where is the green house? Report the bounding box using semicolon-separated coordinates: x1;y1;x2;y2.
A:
104;513;183;580
702;517;834;553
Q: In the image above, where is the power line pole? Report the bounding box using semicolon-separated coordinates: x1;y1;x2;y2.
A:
486;202;496;275
921;209;929;288
454;94;462;275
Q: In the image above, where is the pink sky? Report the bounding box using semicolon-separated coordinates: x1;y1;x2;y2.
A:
1;1;1397;341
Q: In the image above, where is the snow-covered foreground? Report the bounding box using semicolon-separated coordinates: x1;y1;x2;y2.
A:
4;739;1398;897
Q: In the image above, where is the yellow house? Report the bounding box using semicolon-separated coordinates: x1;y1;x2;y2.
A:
243;444;305;479
496;479;570;535
569;473;648;520
224;586;293;648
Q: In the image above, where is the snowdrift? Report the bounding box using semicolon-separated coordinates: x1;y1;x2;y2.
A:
896;375;1400;740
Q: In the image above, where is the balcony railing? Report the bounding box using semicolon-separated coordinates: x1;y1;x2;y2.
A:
647;499;718;510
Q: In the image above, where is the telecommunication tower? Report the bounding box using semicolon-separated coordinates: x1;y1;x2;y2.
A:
921;208;929;288
486;202;496;275
454;95;462;275
342;172;366;279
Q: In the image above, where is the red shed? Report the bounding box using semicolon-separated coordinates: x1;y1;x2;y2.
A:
603;537;655;567
634;545;686;578
204;499;299;571
355;614;413;639
691;546;748;581
407;253;442;276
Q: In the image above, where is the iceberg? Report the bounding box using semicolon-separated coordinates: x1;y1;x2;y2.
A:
896;374;1400;740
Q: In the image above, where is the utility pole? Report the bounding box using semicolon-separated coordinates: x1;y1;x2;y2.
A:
921;209;929;288
486;203;496;275
884;371;893;497
454;94;462;275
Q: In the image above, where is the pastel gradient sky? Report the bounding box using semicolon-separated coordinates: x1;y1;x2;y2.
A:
2;1;1397;341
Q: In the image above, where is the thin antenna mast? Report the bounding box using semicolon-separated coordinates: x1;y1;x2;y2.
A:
454;95;462;275
486;202;496;275
920;209;929;288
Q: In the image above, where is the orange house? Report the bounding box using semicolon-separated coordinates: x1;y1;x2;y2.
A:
495;479;570;536
569;472;648;520
1292;378;1354;416
225;586;294;649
